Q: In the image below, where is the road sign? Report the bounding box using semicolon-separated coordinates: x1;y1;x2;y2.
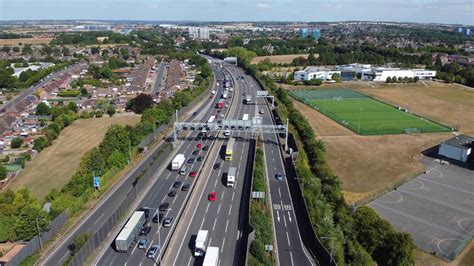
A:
93;176;100;190
256;91;268;97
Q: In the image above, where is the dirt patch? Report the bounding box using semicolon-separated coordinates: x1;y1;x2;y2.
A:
6;115;140;200
0;38;52;46
251;54;311;64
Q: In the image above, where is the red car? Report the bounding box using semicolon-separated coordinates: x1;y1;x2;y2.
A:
196;143;203;149
210;95;214;98
189;171;198;177
208;191;216;202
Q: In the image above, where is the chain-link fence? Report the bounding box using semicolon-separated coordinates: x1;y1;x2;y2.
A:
4;212;68;266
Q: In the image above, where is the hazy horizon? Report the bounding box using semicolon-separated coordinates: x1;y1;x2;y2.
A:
0;0;473;25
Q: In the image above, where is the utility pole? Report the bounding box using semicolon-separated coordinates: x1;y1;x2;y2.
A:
35;218;44;251
285;118;289;152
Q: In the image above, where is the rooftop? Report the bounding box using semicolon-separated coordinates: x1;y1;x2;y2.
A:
442;135;474;149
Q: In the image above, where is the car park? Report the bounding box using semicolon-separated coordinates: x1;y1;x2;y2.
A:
147;245;160;258
163;217;174;227
138;239;148;249
208;191;217;202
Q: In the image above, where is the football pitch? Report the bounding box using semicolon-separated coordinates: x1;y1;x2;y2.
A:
290;89;453;135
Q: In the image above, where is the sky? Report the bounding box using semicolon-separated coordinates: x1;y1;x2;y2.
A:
0;0;473;25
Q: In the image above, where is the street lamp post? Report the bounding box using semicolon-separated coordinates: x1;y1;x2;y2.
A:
322;236;334;265
35;218;45;251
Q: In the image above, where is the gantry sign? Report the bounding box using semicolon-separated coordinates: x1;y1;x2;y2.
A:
173;117;289;150
256;91;275;108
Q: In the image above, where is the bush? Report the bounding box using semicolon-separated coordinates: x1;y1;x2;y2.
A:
10;137;23;149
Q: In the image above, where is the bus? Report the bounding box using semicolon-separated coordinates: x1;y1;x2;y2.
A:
242;114;249;121
225;137;235;161
207;115;216;123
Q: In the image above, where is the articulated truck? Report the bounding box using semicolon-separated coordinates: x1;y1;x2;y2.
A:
171;154;185;170
194;230;209;257
115;211;145;252
203;246;219;266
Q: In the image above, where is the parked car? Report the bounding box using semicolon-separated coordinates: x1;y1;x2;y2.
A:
138;239;148;249
163;217;174;227
208;191;217;202
147;245;160;258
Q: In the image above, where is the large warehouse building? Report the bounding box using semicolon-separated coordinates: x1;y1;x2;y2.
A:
438;135;473;163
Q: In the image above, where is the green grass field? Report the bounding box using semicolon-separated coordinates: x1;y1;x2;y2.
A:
290;89;453;135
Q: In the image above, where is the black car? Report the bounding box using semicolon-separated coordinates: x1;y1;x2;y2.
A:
140;207;150;219
152;213;163;223
213;163;221;170
168;190;177;197
192;150;199;155
196;156;203;162
173;181;181;188
181;183;190;191
140;226;152;236
202;145;209;151
159;202;169;211
187;158;195;164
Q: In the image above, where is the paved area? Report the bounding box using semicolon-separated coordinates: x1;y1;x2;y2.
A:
370;159;474;260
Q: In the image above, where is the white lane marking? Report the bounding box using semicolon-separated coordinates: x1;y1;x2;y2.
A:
286;232;291;245
124;262;127;266
187;256;192;266
93;213;105;225
218;203;221;214
290;251;295;266
276;210;280;222
222;238;226;253
288;212;292;223
231;192;235;201
213;219;217;231
278;187;282;197
225;220;229;233
200;218;206;229
214;178;218;187
228;204;232;215
131;239;138;255
206;203;210;213
284;213;287;227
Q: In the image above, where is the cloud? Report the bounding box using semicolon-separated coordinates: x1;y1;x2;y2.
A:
256;3;270;9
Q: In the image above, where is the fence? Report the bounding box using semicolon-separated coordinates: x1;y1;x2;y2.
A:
244;139;257;265
3;212;68;266
69;143;172;266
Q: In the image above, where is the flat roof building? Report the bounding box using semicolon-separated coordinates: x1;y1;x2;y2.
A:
294;67;341;81
438;135;473;163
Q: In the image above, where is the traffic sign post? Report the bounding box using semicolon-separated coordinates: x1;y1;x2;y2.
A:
93;176;101;191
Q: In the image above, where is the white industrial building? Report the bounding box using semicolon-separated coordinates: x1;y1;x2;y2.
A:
335;63;373;75
362;67;436;81
438;135;473;163
294;67;341;81
188;27;210;40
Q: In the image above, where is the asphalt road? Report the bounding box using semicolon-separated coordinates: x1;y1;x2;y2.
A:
40;63;222;266
152;62;166;95
162;63;254;266
95;60;235;265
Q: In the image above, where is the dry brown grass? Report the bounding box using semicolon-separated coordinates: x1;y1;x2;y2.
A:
0;38;52;46
251;54;310;64
414;240;474;266
7;115;140;200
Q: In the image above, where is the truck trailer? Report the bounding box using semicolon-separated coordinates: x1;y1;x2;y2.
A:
171;154;185;170
194;230;209;257
227;167;236;188
203;246;219;266
115;211;145;252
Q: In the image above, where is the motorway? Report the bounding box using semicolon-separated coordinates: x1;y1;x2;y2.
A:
162;64;254;266
96;60;237;265
40;62;220;266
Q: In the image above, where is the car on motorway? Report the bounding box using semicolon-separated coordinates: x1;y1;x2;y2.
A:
152;213;163;223
210;95;214;99
225;104;229;108
168;190;177;197
138;239;148;249
192;150;199;155
260;109;265;114
187;158;195;164
140;226;152;236
202;145;209;151
140;207;150;219
275;172;284;181
173;181;182;188
213;163;221;170
220;113;224;118
197;143;203;149
147;245;160;258
163;217;174;227
197;156;203;162
159;203;169;211
181;183;190;191
189;171;198;177
208;191;217;202
192;111;198;116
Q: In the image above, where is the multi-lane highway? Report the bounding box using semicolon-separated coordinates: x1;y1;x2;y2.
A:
95;60;238;265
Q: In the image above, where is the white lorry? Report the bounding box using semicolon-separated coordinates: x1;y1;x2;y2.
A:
194;230;209;257
171;154;185;171
115;211;145;252
245;95;252;104
227;167;236;188
203;246;219;266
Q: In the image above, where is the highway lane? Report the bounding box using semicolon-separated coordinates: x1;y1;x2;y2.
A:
246;72;314;266
41;63;223;266
95;61;235;265
164;64;254;266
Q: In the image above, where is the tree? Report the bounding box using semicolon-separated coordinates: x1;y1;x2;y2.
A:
127;93;154;114
107;105;116;117
308;52;318;65
33;136;49;152
10;137;23;149
392;76;397;83
386;77;392;83
67;101;78;113
0;165;7;180
414;76;420;83
90;46;100;55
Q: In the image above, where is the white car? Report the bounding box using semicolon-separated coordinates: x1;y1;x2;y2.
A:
220;114;224;118
259;109;265;114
